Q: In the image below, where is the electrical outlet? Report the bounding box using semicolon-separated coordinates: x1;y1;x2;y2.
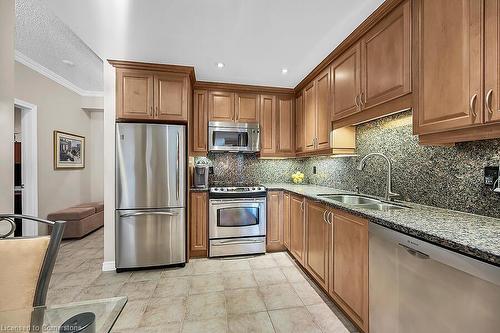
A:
313;166;317;175
484;166;499;186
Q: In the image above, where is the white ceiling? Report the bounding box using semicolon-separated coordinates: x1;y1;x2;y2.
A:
44;0;384;88
16;0;104;92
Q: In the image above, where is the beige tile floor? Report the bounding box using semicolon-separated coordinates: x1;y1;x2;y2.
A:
48;228;357;333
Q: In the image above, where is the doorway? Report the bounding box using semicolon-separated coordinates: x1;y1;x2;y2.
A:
14;98;38;236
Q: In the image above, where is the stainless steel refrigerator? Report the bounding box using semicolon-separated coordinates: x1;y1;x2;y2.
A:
115;123;186;270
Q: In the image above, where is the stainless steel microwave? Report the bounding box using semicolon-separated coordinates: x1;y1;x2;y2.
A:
208;121;260;153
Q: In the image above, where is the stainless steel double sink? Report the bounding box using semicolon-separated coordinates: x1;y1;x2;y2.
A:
318;194;409;211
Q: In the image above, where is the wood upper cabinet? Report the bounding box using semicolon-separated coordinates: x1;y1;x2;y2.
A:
283;192;291;249
114;62;192;122
331;43;361;121
235;93;260;122
361;0;411;110
303;82;317;151
191;90;208;155
189;191;208;257
295;93;304;153
305;199;330;290
331;209;368;333
413;0;482;134
209;91;235;122
155;72;189;121
276;95;295;155
290;194;305;264
267;191;284;252
315;68;331;150
116;69;154;120
260;95;277;156
485;0;500;124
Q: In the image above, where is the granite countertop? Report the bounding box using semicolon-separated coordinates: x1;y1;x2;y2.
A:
263;183;500;266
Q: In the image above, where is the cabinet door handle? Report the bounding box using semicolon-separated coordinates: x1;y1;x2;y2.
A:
360;91;366;108
354;95;360;109
300;201;304;211
327;211;333;224
323;210;328;223
486;89;493;114
150;106;153;116
469;94;478;117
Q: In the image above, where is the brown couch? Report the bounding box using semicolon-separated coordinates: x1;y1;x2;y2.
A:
47;202;103;239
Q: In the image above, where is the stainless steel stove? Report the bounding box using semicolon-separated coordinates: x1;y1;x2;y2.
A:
209;186;267;257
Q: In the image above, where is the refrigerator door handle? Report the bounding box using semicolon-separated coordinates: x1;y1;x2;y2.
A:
176;131;180;201
120;211;179;218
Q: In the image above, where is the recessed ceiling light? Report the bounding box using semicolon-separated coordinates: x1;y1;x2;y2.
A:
216;62;225;68
62;59;75;66
281;68;288;74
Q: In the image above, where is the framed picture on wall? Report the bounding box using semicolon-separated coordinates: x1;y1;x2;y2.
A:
53;130;85;169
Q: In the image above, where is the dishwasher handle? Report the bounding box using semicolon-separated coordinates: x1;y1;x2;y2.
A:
399;243;430;260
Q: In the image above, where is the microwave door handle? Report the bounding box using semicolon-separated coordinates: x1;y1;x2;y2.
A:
120;211;179;218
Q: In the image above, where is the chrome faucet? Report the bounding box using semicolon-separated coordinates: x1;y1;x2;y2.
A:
357;153;399;201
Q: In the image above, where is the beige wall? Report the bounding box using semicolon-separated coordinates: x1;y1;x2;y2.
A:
0;0;15;214
90;111;104;202
103;61;116;269
15;62;103;221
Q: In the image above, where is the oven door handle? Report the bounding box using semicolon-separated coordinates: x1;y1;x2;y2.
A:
210;199;265;205
212;239;265;246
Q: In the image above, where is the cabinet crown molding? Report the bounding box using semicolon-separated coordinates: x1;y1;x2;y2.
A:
108;59;196;83
195;81;294;95
294;0;407;93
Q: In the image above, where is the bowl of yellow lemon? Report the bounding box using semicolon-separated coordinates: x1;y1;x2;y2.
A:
291;171;305;184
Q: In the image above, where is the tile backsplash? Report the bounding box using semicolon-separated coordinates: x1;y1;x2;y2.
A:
201;110;500;218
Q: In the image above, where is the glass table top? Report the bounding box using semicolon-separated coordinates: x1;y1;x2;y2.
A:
0;296;127;332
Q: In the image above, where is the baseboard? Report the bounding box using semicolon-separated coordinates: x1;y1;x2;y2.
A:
101;260;116;272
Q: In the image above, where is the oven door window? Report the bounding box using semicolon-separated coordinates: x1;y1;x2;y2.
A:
213;131;249;148
217;207;259;227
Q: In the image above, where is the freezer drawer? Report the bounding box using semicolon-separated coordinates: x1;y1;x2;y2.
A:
116;123;186;209
116;208;186;269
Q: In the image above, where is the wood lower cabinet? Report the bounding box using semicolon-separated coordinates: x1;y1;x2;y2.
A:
266;191;285;252
289;194;305;264
116;69;155;120
209;91;235;122
485;0;500;124
331;43;361;121
191;90;208;155
155;72;189;121
413;0;482;135
361;0;411;110
330;209;368;333
276;96;295;155
235;93;260;122
260;95;277;156
305;200;330;290
189;191;208;258
283;192;291;249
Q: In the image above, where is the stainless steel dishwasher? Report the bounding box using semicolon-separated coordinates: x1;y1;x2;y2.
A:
369;223;500;333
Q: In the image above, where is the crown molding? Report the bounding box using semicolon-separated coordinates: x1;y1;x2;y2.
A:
15;51;104;97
